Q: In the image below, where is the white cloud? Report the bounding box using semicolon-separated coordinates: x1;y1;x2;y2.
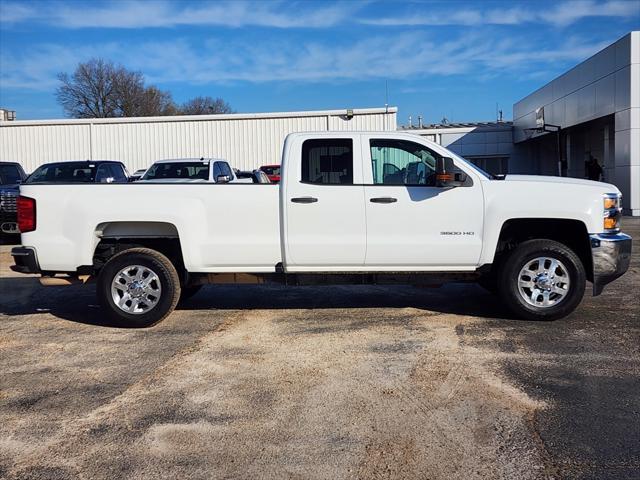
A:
0;0;362;29
0;43;123;90
539;0;640;26
0;32;613;92
1;0;635;30
361;0;639;27
0;1;34;23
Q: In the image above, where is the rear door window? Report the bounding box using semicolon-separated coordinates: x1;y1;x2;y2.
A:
301;139;353;185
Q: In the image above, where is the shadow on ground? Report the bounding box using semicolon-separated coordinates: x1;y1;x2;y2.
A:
0;277;517;328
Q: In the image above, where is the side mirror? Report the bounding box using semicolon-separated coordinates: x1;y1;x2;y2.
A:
216;175;231;184
436;157;468;187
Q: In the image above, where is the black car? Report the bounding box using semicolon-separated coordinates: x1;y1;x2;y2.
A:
0;161;28;240
25;160;129;184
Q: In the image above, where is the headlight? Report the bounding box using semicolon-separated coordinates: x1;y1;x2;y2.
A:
603;193;622;232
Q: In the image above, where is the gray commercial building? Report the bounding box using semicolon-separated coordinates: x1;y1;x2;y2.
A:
399;121;513;175
512;31;639;215
404;31;638;215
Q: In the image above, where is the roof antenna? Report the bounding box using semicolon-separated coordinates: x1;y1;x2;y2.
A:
385;80;389;110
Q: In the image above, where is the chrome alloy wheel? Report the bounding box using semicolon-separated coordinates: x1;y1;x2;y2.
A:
111;265;162;314
517;257;571;308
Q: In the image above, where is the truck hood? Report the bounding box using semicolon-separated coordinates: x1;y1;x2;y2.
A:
503;175;618;192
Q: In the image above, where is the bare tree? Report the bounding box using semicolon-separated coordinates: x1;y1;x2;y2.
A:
57;58;178;118
180;96;234;115
135;86;179;117
57;59;119;118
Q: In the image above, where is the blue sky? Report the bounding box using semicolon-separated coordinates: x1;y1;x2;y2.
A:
0;0;638;124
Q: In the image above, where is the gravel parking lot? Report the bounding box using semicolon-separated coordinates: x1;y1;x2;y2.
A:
1;220;638;480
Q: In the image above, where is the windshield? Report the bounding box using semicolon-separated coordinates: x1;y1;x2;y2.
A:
260;166;281;176
0;164;23;184
26;162;95;183
142;162;209;181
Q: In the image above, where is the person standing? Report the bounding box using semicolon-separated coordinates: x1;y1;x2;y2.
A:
586;155;603;181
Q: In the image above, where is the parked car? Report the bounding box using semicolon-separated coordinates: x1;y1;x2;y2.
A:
25;160;129;184
129;169;147;181
11;132;632;326
259;164;281;183
0;161;27;239
139;158;250;183
236;169;272;184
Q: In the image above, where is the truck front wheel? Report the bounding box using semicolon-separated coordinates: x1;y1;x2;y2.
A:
97;248;181;327
497;239;586;321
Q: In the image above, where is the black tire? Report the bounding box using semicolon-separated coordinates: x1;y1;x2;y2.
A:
497;239;586;321
179;285;202;303
97;248;181;327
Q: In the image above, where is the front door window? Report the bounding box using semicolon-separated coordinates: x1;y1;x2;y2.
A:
369;139;440;186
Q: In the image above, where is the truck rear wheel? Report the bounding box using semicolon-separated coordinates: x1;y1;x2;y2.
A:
497;239;586;321
97;248;181;327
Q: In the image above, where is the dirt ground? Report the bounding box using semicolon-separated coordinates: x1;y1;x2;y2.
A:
0;220;638;480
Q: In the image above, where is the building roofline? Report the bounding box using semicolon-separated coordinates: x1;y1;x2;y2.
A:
0;107;398;127
399;121;513;133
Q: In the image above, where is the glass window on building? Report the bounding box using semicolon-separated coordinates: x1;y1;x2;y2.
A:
467;156;509;175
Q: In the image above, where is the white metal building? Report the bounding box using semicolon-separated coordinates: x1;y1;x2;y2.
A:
512;31;639;215
0;107;397;174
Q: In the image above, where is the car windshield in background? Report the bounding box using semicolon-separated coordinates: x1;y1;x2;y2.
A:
0;165;22;185
261;166;280;176
25;163;95;183
142;162;209;180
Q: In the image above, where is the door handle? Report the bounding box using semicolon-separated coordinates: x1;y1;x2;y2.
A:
370;197;397;203
291;196;318;204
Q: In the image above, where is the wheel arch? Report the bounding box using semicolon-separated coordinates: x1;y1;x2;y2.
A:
492;218;593;282
92;221;186;281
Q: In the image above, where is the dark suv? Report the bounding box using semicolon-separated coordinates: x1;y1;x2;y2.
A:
0;161;27;240
25;160;129;184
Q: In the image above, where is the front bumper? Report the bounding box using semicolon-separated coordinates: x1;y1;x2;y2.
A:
590;232;632;295
10;246;41;274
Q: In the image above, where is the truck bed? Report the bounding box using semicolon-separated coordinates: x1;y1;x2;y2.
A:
19;183;281;273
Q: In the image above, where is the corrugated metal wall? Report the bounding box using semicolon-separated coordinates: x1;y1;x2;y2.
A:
0;108;397;174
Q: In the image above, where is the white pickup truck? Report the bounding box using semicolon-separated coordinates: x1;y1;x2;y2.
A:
12;132;632;326
138;158;250;183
